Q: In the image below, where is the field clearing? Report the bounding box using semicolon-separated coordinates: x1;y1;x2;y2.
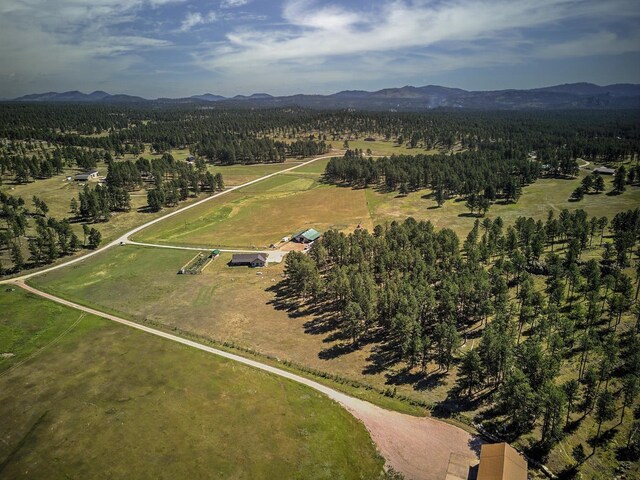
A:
0;288;385;479
206;160;304;186
0;159;305;270
135;174;373;248
368;169;640;238
1;166;92;220
29;245;455;409
346;139;440;156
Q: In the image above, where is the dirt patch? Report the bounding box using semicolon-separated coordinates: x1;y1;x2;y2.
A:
338;397;481;480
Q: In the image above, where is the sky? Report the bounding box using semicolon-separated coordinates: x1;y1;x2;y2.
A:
1;0;639;98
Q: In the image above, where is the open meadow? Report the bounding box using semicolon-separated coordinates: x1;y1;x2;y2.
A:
0;287;385;479
367;165;640;238
27;245;408;402
135;171;373;248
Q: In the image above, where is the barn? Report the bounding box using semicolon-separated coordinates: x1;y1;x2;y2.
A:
293;228;321;244
74;169;99;181
592;166;616;175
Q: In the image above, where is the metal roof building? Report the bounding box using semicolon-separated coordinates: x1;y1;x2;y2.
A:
293;228;321;243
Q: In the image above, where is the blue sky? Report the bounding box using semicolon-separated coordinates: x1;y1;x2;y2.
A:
1;0;639;98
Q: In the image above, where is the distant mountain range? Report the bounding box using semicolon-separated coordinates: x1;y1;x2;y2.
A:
8;83;640;110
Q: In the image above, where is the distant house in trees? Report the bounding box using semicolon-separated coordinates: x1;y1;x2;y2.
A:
593;166;616;175
476;443;527;480
364;137;376;142
74;169;99;181
293;228;321;243
229;253;267;267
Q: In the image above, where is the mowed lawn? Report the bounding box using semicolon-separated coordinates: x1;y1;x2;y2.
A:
368;168;640;238
0;288;385;479
135;173;373;248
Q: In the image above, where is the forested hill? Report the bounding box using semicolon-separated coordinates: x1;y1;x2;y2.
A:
8;82;640;110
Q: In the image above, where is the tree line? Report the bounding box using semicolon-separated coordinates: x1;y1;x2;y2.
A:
324;150;544;212
283;208;640;461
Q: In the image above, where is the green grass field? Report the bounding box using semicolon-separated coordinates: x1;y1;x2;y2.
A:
0;157;313;271
0;288;385;479
135;173;372;248
368;168;640;238
28;246;392;392
345;139;440;156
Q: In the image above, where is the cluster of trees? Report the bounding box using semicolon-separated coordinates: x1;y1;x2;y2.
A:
0;193;101;274
0;152;64;183
572;164;640;200
146;173;224;212
194;137;330;165
283;208;640;457
325;150;538;210
102;154;224;213
0;143;109;184
71;184;131;222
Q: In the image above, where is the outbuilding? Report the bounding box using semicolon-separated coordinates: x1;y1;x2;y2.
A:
74;169;99;181
592;166;616;175
477;443;527;480
229;253;267;267
293;228;321;243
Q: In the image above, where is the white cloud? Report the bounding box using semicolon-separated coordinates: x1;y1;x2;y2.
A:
179;11;217;32
0;0;180;96
221;0;251;8
196;0;640;71
537;31;640;59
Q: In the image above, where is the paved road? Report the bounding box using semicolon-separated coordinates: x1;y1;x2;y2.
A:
2;151;481;479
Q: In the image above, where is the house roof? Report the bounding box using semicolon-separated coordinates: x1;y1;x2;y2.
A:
477;443;527;480
74;169;99;179
593;166;616;174
231;253;267;264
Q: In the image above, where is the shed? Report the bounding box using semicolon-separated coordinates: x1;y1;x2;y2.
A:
210;249;221;258
229;253;267;267
477;443;527;480
293;228;321;243
592;166;616;175
74;169;99;181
